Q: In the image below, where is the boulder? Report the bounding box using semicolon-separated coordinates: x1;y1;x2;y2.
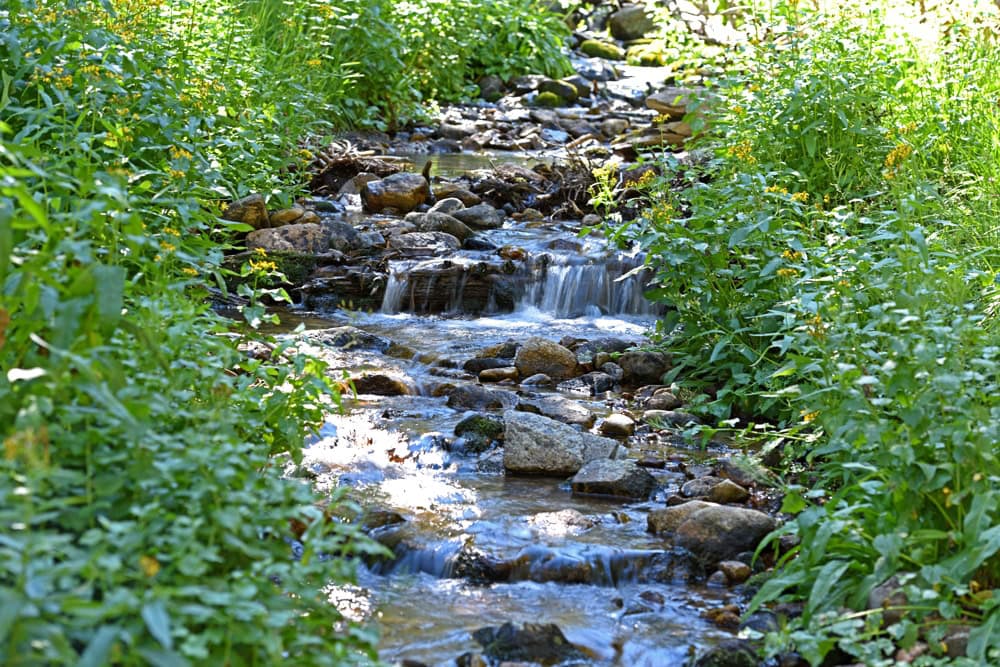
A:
433;183;481;206
618;349;671;386
718;560;752;585
472;622;587;665
504;411;618;475
516;395;594;428
361;172;429;213
463;358;512;374
648;500;717;535
478;74;504;102
682;476;724;498
609;4;655;41
643;409;700;427
223;193;269;229
514;337;577;381
557;371;615;396
644;387;682;410
322;220;361;252
246;223;327;254
479;367;519;383
570;459;656;499
693;639;759;667
520;373;552;386
429;197;465;215
674;505;777;565
303;326;391;352
452;204;503;230
455;413;505;453
599;413;635;437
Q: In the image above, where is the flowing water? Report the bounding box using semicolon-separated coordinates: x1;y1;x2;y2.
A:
278;148;740;665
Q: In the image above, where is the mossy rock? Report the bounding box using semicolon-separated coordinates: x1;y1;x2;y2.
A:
627;43;668;67
534;91;564;108
580;39;625;61
223;250;318;289
455;414;505;453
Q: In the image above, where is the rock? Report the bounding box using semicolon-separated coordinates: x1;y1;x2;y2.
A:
337;173;379;196
408;211;475;242
600;362;624;382
479;367;519;383
600;118;629;139
718;560;751;585
562;75;592;99
645;87;695;120
528;509;595;536
504;411;618;475
223;193;269;229
481;340;520;359
693;639;759;667
570;459;656;499
717;456;773;488
246;223;327;253
447;385;516;410
682;476;723;498
514;337;577;381
516;395;594;428
478;74;504;102
618;350;671;386
351;374;411;396
472;622;587;665
322;220;361;252
520;373;551;386
644;387;682;410
574;56;619;82
455;414;505;453
599;413;635;437
429;197;465;215
439;120;476;140
303;326;391;352
675;505;777;565
867;576;908;626
538;78;578;105
609;4;655;40
647;500;717;534
511;74;545;94
557;371;615;396
269;205;305;226
573;337;633;365
709;479;750;504
452;204;503;230
533;91;564;108
387;231;461;252
643;409;700;427
433;183;481;207
580;39;625;60
361;172;429;214
356;230;385;250
463;358;512;374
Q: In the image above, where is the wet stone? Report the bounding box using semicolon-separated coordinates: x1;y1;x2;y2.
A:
428;197;465;214
643;387;682;410
682;476;724;498
479;367;519;383
570;459;656;499
516;395;594;428
557;371;615;396
514;337;578;381
599;413;635;437
643;409;701;428
618;350;671;386
693;639;759;667
718;560;752;585
674;505;778;565
447;385;516;410
361;172;429;214
647;500;716;535
303;326;392;352
452;203;503;230
387;231;461;252
504;411;617;476
520;373;552;386
472;622;587;665
463;357;512;374
351;374;411;396
269;205;304;226
708;479;750;504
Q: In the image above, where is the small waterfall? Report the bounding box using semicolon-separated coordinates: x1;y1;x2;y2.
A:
381;262;413;313
517;252;658;318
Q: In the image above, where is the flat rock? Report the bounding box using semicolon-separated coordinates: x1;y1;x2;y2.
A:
303;326;391;352
674;505;777;565
452;204;503;230
514;337;577;381
504;411;618;475
516;395;594;428
570;459;656;499
643;387;682;410
246;223;327;253
351;374;411;396
557;371;615;396
447;385;517;410
643;409;701;427
479;367;519;383
408;211;475;241
708;479;750;504
682;476;724;498
645;87;695;120
387;231;461;252
472;622;586;665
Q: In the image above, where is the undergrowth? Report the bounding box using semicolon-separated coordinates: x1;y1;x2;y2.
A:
600;2;1000;664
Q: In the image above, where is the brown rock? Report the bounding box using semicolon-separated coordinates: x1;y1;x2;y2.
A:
269;205;305;226
361;172;429;213
708;479;750;504
674;505;777;565
647;500;717;534
514;337;577;381
223;193;269;229
717;560;752;584
246;223;327;253
645;87;696;119
479;367;519;383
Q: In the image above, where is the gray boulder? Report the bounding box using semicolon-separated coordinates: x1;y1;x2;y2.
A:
609;4;655;41
387;231;461;252
570;459;656;499
452;204;503;230
516;395;594;428
648;500;717;535
447;385;517;410
504;411;618;475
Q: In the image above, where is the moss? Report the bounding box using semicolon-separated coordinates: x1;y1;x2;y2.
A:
534;91;564;108
580;39;625;61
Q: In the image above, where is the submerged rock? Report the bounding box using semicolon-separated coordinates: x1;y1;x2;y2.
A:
504;411;617;475
693;639;759;667
454;413;505;453
472;622;587;665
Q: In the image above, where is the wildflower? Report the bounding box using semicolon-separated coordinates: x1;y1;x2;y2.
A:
801;410;820;423
182;267;198;276
807;314;825;339
162;226;180;236
727;140;756;164
167;168;186;180
776;268;798;278
306;58;323;68
635;170;656;187
765;184;788;195
791;191;809;203
731;105;745;116
169;145;193;160
139;555;160;577
782;249;802;261
249;258;278;272
159;241;176;252
254;247;268;256
884;143;912;169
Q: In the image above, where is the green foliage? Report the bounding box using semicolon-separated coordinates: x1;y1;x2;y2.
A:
0;1;384;663
604;3;1000;663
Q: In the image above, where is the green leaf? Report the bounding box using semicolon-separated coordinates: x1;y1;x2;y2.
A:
966;610;998;662
142;599;173;650
78;626;120;667
805;559;850;618
93;264;126;334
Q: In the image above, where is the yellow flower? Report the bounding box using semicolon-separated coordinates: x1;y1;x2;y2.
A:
884;143;913;169
159;241;176;252
776;268;798;278
791;191;809;203
139;555;160;577
169;145;193;160
249;258;278;272
765;184;788;195
801;410;820;423
306;58;323;68
727;140;756;164
782;249;802;261
254;247;268;256
181;267;198;276
162;226;180;236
